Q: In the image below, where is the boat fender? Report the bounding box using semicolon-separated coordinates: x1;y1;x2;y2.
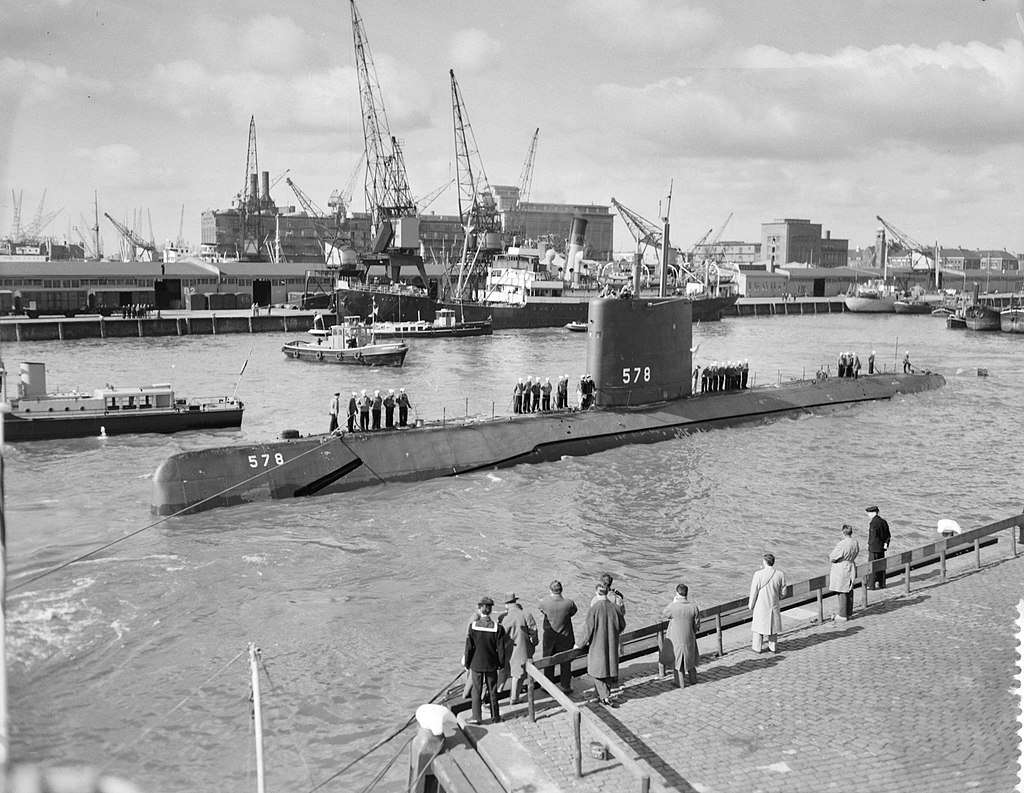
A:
336;353;343;362
355;352;363;362
280;429;301;439
316;351;324;361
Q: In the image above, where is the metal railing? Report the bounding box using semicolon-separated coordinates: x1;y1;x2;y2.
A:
523;513;1023;789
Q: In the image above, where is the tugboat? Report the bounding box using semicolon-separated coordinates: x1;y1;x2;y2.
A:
284;315;408;366
1;361;243;442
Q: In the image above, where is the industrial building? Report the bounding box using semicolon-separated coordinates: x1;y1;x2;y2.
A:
761;218;849;268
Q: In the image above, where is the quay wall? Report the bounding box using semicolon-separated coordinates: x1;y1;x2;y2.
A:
0;313;320;343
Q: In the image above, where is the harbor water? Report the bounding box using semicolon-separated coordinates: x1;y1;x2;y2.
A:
7;313;1023;791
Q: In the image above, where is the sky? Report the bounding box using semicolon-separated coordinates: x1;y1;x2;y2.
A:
2;0;1023;257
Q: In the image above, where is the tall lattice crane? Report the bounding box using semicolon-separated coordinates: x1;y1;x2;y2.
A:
517;128;539;203
876;215;935;269
8;189;23;240
609;197;663;260
105;212;155;261
350;0;416;248
450;69;500;246
236;115;264;258
328;153;365;220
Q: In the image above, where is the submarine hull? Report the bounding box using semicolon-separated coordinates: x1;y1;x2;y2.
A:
152;371;944;516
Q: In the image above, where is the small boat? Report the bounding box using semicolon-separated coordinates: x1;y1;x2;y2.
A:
285;315;408;366
893;300;933;315
931;307;952;317
963;304;1000;331
367;309;492;339
946;313;967;329
999;306;1024;333
844;283;895;313
1;361;243;442
565;321;588;332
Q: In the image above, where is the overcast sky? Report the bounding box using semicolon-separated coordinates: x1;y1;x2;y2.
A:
2;0;1022;257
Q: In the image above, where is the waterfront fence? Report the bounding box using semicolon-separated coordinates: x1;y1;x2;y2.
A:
514;513;1023;787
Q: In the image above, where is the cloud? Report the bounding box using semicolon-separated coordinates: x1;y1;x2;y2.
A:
73;143;187;191
570;0;719;49
449;28;503;72
0;57;110;106
239;14;316;71
590;38;1024;160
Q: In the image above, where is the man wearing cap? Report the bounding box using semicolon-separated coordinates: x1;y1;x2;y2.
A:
556;375;568;409
383;389;396;429
396;388;411;427
577;582;626;706
328;392;340;433
358;389;371;432
538;581;578;693
498;593;537;705
866;506;891;589
463;596;507;724
346;392;358;433
371;390;383;431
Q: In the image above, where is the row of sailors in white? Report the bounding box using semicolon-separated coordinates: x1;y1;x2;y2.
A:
513;375;595;413
696;360;749;392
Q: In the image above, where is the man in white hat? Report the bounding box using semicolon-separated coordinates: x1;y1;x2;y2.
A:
463;596;507;724
347;392;358;433
358;389;370;431
868;350;876;375
384;388;396;429
396;387;411;427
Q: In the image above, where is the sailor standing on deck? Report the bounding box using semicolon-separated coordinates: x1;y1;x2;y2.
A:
371;390;383;430
868;350;876;374
853;352;862;379
557;375;568;409
384;389;396;429
531;377;542;413
347;392;358;433
741;360;749;389
541;378;552;411
396;388;411;427
358;389;371;431
523;377;533;413
513;379;524;414
328;392;340;433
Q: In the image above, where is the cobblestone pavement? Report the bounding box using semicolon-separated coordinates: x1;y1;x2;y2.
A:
501;549;1023;793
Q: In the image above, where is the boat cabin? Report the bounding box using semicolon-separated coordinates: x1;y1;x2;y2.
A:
325;315;376;349
483;251;566;304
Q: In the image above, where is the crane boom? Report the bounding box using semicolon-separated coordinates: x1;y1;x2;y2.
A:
517;128;539;203
609;197;662;253
104;212;155;252
875;215;929;255
350;0;415;235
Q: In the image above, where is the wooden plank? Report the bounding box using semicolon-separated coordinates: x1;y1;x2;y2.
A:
445;743;507;793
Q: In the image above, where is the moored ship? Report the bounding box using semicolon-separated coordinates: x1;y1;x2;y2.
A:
999;306;1024;333
844;282;896;313
963;303;1000;331
369;308;492;339
1;361;243;442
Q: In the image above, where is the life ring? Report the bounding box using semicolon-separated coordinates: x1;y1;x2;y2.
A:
316;351;324;361
290;349;300;359
336;353;343;362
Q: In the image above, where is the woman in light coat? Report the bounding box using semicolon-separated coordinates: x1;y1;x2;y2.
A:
748;553;786;653
828;524;860;621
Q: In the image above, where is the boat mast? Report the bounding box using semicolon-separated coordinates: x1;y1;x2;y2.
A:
659;181;673;298
249;643;266;793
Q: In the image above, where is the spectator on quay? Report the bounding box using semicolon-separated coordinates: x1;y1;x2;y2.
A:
748;553;786;653
828;524;860;622
662;583;701;687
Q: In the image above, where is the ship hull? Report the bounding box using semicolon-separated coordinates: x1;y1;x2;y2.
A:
336;287;735;328
844;296;895;313
4;406;244;442
370;321;492;339
152;372;944;516
963;307;1000;331
1000;309;1024;333
893;301;932;315
281;340;408;366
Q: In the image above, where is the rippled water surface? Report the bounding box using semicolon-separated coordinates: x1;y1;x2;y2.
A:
5;313;1022;791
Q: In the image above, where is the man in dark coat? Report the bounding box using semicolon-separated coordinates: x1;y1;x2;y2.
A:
577;583;626;706
346;392;358;433
396;388;411;427
556;375;568;409
371;390;383;430
383;389;396;429
463;596;507;724
866;505;891;589
358;390;371;431
537;580;578;693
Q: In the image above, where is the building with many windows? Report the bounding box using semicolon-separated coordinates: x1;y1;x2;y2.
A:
761;218;848;269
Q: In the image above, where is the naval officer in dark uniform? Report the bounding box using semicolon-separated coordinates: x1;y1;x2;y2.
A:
866;505;891;589
463;596;507;724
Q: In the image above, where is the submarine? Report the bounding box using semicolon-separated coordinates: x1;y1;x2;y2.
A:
151;297;945;516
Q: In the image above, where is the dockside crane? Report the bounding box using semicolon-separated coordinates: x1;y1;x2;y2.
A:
875;215;936;273
8;189;23;240
610;197;663;261
236;115;265;259
328;153;365;221
105;212;155;261
517;128;539;203
414;178;455;213
350;0;417;252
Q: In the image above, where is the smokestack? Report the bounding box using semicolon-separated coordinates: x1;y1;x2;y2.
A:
565;216;588;286
249;174;259;209
260;171;270;204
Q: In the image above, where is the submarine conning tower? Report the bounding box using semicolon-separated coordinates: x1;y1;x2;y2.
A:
586;297;692;407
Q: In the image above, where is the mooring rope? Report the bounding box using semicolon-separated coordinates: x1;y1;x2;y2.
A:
303;667;465;793
11;432;355;592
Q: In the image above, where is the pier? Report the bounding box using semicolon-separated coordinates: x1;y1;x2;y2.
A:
0;309;321;342
411;514;1022;792
726;296;848;317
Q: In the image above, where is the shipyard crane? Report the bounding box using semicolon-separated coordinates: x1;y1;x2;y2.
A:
8;189;23;240
350;0;416;248
414;178;455;213
517;128;539;203
105;212;155;261
876;215;935;270
700;211;733;265
609;197;663;260
286;176;333;254
328;153;365;219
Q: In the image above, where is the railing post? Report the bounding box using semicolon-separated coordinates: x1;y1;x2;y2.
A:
861;576;869;608
815;589;823;623
572;709;582;778
656;627;665;677
939;543;947;582
714;614;723;658
904;562;911;594
1011;525;1018;558
640;775;651;793
527;671;536;722
974;538;981;570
